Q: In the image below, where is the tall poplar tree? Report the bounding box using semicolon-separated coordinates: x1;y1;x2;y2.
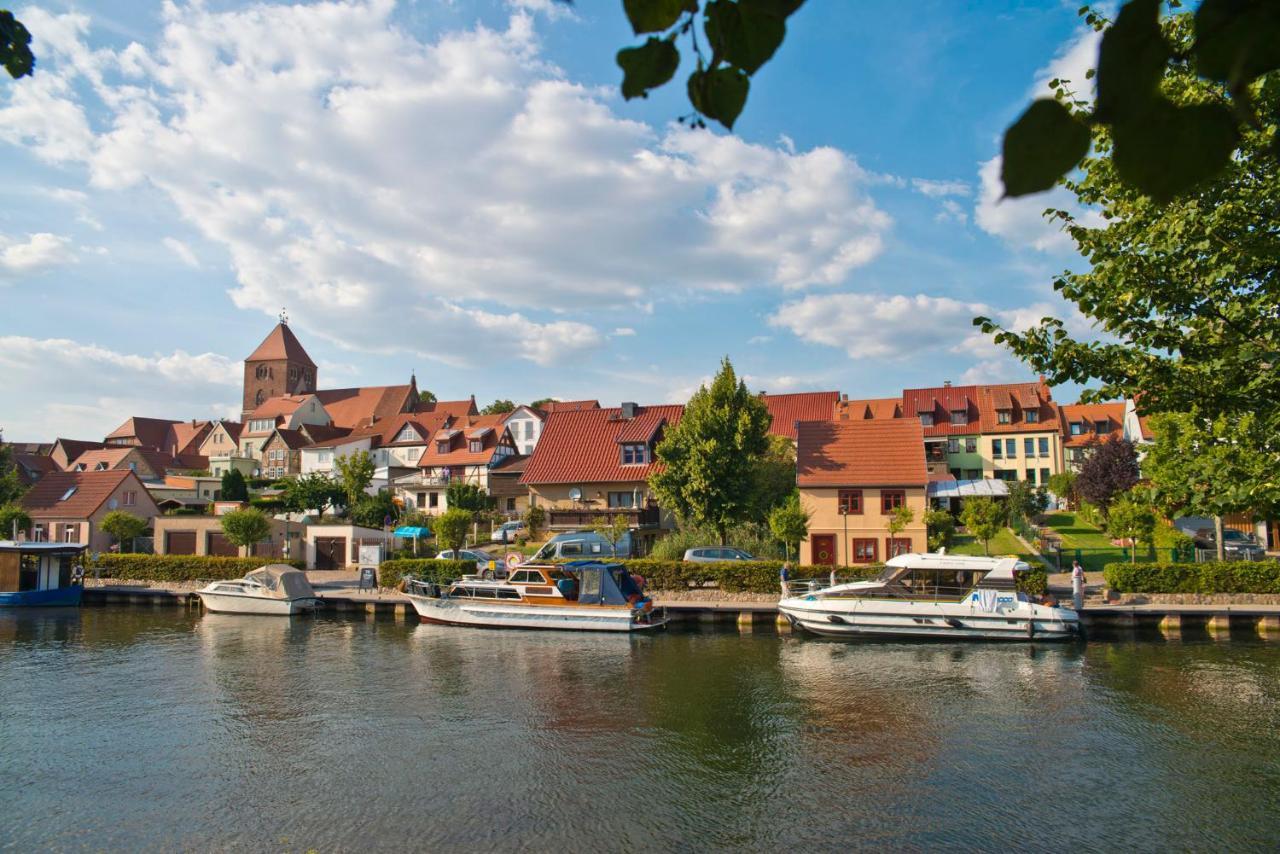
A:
649;358;772;545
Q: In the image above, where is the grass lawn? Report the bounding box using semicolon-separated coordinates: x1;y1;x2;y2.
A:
1041;512;1115;549
950;528;1037;562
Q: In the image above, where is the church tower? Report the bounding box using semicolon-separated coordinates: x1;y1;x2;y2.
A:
242;318;318;419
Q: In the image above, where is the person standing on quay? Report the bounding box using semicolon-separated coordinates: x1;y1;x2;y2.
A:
1071;560;1086;610
780;562;791;596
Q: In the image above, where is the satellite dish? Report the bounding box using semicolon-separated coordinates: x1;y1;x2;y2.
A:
107;498;119;510
568;487;582;502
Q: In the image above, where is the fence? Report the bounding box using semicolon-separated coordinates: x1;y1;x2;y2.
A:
1045;546;1194;574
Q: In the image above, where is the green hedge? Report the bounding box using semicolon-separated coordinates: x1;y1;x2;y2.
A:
90;553;304;582
1104;561;1280;594
378;559;481;589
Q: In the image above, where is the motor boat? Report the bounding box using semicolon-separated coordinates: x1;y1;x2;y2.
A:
403;560;667;632
196;565;320;616
779;553;1080;641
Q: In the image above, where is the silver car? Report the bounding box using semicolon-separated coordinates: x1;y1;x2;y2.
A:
683;547;755;563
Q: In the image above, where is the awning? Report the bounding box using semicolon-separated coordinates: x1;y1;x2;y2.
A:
393;526;431;538
927;478;1010;499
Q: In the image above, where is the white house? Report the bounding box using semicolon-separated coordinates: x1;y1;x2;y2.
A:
503;406;545;456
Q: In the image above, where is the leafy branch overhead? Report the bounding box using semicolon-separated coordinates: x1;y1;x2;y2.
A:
616;0;805;130
1003;0;1279;202
1;10;35;79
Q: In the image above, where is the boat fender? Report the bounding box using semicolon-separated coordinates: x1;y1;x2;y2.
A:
827;614;845;625
944;617;963;628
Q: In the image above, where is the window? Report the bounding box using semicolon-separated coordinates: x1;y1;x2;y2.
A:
437;441;450;454
1024;438;1034;457
949;410;966;425
1026;409;1039;423
1095;422;1108;435
1026;469;1037;484
318;450;332;463
919;412;934;426
289;366;298;381
62;523;80;543
1041;468;1051;484
947;438;960;454
524;421;533;440
1038;437;1050;458
994;469;1016;481
881;490;906;513
1070;422;1083;435
851;538;878;563
608;492;636;508
838;489;862;515
468;440;483;453
407;448;420;460
506;497;516;512
887;537;913;558
621;444;648;465
416;493;426;509
964;469;982;480
59;486;78;502
1004;438;1016;458
33;523;46;542
256;365;268;379
429;493;439;509
991;439;1002;459
997;409;1011;424
965;437;977;454
123;490;136;507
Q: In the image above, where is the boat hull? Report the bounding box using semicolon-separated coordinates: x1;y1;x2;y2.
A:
0;586;83;607
196;591;317;616
405;593;665;632
779;600;1079;642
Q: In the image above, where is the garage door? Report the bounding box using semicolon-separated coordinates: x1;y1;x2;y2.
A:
165;531;197;555
206;532;239;557
314;537;347;570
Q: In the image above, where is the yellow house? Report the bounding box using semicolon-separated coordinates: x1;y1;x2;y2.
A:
796;419;929;566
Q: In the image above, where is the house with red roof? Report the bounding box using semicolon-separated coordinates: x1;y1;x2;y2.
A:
1060;401;1127;471
19;470;160;552
49;438;108;471
65;446;177;482
394;414;519;514
759;391;841;441
240;393;332;461
795;419;928;566
520;402;682;549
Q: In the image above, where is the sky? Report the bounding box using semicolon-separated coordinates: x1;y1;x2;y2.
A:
0;0;1106;441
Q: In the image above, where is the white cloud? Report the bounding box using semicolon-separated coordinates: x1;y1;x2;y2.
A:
912;178;970;198
163;237;200;268
611;327;636;337
0;232;76;275
935;199;968;226
1029;27;1100;101
974;155;1098;252
772;293;987;360
4;4;892;367
0;336;241;438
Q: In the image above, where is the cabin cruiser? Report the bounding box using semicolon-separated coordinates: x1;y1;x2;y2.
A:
779;553;1080;641
196;565;320;616
0;541;87;607
403;560;667;632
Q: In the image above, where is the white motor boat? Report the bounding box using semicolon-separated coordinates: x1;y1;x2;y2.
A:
403;560;667;632
779;553;1080;642
196;565;320;616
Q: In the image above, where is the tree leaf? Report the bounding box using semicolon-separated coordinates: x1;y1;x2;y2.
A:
688;66;750;130
1111;100;1240;202
704;0;787;75
0;11;35;79
623;0;697;35
1096;0;1169;121
617;37;680;100
1001;99;1091;197
1194;0;1280;84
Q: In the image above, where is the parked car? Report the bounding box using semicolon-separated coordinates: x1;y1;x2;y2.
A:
530;530;633;561
1176;518;1266;560
683;547;755;563
490;520;525;543
436;548;501;573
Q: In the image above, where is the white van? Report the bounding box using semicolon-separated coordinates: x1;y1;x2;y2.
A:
530;531;633;561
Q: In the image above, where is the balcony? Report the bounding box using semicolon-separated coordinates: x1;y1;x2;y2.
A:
548;505;660;529
924;442;948;463
393;472;460;488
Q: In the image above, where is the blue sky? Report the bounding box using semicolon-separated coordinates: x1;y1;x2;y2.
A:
0;0;1103;440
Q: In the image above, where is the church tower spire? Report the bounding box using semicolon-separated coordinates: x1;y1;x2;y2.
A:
241;320;318;419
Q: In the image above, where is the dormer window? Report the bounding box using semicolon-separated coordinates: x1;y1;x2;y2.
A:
1070;422;1083;435
1095;422;1108;435
919;413;934;427
469;440;483;453
997;409;1012;424
1025;410;1039;423
949;409;966;425
437;441;450;454
621;443;648;465
59;486;78;501
95;461;108;471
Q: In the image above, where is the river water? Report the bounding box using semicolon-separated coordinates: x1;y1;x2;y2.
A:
2;609;1278;852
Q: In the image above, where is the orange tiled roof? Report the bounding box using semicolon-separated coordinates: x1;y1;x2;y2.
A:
21;470;148;518
248;394;313;422
420;414;515;468
796;419;927;487
245;322;316;366
521;404;683;485
901;380;1057;437
315;384;417;430
169;420;212;456
66;447;175;477
1060;402;1126;447
104;416;181;449
420;396;479;419
760;391;842;440
539;399;601;414
836;396;903;421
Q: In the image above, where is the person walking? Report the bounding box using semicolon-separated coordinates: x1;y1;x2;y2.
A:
1071;559;1086;610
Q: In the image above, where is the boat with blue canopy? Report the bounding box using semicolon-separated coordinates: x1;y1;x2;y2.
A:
0;541;88;607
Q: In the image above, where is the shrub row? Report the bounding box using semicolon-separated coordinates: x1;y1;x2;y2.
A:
1104;561;1280;594
378;559;482;589
90;553;304;582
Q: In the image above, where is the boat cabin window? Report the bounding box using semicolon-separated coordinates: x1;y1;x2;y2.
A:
19;554;40;591
579;569;602;602
496;588;521;600
887;568;984;599
510;569;545;584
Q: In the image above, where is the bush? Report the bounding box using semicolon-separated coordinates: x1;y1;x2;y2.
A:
648;523;785;561
378;558;479;589
1018;567;1048;597
1104;561;1280;594
90;553;304;582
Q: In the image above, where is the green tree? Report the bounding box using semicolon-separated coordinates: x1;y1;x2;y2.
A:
649;357;772;545
481;399;516;415
100;510;148;552
924;508;956;552
419;390;437;406
334;449;376;512
0;442;25;505
351;490;398;529
1004;480;1046;525
748;434;797;520
282;472;343;517
959;497;1002;556
592;513;631;557
885;504;915;540
0;502;32;538
1143;411;1280;561
1106;492;1157;563
446;482;494;514
1075;438;1140;520
1;11;35;80
1047;471;1078;508
220;468;249;502
523;504;546;540
220;507;272;556
530;398;553;410
768;494;809;561
434;508;473;554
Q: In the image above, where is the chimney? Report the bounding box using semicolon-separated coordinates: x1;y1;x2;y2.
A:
943;380;952;387
620;402;638;419
842;393;848;401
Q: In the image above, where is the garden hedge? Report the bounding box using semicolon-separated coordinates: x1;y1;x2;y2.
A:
1104;560;1280;594
378;559;484;589
90;553;304;582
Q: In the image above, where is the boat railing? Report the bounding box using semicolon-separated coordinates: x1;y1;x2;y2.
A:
795;577;986;603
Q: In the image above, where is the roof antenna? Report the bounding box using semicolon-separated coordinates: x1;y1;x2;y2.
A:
279;307;289;325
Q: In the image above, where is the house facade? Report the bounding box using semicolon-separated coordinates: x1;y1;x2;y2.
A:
19;470;160;552
796;419;929;566
66;447;172;482
503;406;545;456
1060;402;1126;471
240;394;332;462
394;414;518;514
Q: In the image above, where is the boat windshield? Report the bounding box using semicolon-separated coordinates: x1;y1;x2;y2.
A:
863;565;987;600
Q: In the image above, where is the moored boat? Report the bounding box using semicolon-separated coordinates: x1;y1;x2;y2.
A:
0;541;87;607
403;560;667;632
196;564;320;616
779;553;1080;641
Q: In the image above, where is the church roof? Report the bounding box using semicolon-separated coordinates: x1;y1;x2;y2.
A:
246;322;316;367
315;384;417;430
